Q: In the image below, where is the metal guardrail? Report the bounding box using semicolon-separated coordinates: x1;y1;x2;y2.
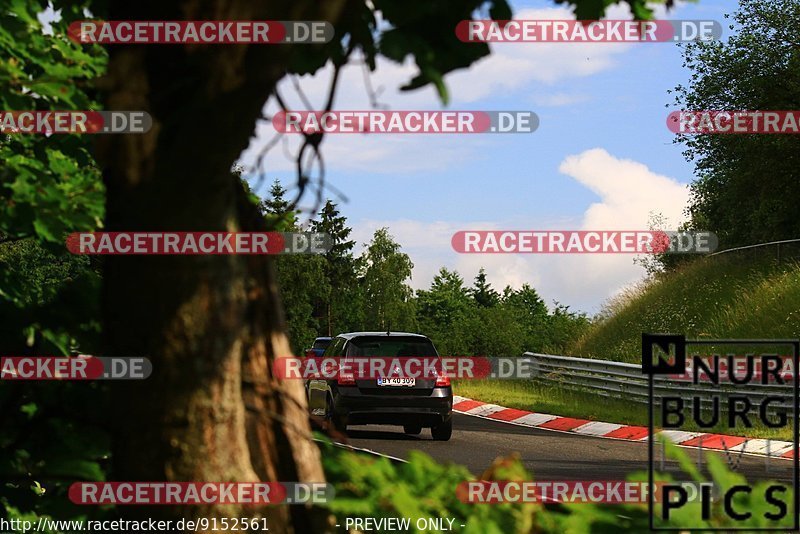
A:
707;237;800;264
525;352;793;415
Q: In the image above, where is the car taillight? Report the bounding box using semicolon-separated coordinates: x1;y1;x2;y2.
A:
337;373;355;386
435;373;450;387
338;358;355;385
305;349;315;358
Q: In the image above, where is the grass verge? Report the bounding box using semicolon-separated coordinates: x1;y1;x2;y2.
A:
454;379;792;441
571;255;800;363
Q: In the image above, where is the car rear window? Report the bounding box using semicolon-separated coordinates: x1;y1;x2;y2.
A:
347;336;438;357
312;338;331;350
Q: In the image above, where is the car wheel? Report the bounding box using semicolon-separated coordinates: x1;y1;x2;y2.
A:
403;425;422;435
326;397;347;433
430;418;452;441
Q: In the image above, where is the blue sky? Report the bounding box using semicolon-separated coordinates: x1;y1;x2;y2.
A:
239;0;738;314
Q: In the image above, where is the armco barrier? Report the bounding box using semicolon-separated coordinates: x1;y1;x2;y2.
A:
526;352;793;415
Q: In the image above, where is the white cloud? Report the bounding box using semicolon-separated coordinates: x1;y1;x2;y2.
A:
559;148;689;230
442;7;635;101
443;0;694;102
544;149;689;310
237;56;491;175
235;1;697;314
531;92;589;107
352;149;690;314
238;4;660;174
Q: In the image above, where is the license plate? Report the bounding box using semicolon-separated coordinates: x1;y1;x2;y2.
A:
378;377;415;387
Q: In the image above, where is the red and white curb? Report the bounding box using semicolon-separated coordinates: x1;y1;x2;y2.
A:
453;395;794;460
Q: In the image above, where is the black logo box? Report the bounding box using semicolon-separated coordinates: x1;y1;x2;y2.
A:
642;334;800;531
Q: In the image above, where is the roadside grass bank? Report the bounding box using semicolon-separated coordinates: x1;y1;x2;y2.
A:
570;255;800;363
453;255;800;443
453;379;792;441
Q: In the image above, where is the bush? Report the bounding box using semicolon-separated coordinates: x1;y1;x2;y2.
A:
319;435;795;532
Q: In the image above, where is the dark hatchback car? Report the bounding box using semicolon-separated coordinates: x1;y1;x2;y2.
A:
305;336;332;358
306;332;453;440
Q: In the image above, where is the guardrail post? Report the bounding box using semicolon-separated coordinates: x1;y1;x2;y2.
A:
697;435;704;471
766;439;771;474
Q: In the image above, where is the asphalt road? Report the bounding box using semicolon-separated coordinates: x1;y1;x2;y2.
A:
345;413;795;483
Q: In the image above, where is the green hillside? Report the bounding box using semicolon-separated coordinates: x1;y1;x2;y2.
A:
569;253;800;363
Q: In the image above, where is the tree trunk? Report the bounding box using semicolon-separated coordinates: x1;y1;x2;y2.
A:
96;1;347;532
327;302;332;337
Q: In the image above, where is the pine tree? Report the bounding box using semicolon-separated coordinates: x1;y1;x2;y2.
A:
264;180;325;351
262;179;298;229
311;200;360;335
471;267;499;307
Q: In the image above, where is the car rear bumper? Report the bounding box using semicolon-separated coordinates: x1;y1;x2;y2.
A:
333;386;453;426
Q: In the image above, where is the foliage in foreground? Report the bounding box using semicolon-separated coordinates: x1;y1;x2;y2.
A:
4;433;794;533
320;436;794;532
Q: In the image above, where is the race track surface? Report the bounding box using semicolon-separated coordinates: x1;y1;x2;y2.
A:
344;414;794;483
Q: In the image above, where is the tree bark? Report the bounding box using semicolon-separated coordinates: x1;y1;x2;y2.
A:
96;1;348;532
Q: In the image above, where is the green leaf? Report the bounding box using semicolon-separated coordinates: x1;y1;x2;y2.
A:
32;217;59;242
20;403;37;419
30;481;45;496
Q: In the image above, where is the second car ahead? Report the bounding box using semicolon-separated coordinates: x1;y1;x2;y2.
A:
306;332;453;441
305;336;332;358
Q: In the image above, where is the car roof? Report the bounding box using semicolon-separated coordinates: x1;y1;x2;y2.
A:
336;332;429;340
314;337;332;341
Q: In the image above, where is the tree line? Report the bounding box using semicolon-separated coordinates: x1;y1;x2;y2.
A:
675;0;800;252
261;180;590;357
